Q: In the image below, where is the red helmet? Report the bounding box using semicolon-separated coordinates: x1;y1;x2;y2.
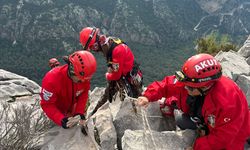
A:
49;58;60;68
68;51;97;81
175;53;222;88
79;27;100;50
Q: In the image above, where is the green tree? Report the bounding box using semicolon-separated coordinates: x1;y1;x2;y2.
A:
195;32;237;56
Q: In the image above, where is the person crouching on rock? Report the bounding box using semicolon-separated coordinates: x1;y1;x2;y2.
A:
137;53;250;150
40;51;97;129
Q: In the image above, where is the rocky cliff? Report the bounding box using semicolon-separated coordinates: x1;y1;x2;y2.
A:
1;35;250;149
1;0;249;86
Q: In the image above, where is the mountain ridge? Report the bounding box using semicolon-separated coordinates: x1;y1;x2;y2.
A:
0;0;249;86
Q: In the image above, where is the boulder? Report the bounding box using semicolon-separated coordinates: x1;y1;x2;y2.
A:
215;50;250;80
122;129;196;150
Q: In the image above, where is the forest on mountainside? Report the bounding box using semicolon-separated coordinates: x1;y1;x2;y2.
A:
0;0;249;87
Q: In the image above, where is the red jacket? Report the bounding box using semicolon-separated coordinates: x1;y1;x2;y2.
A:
40;65;90;126
106;44;134;81
143;75;250;150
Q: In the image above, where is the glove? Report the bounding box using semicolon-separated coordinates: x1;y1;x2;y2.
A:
74;114;86;126
61;114;85;129
67;115;82;128
74;114;86;120
137;96;149;107
61;117;69;129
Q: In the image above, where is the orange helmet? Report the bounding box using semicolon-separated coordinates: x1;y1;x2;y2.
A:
49;58;60;68
175;53;222;88
79;27;100;50
68;51;97;81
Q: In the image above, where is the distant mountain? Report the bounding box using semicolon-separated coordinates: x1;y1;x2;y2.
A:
0;0;249;87
194;0;250;36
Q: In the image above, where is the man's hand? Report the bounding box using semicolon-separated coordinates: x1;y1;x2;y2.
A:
185;147;193;150
107;67;113;73
137;96;149;108
66;115;81;128
61;115;86;129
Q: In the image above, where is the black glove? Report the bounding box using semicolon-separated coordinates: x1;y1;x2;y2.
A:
74;113;86;120
61;117;69;129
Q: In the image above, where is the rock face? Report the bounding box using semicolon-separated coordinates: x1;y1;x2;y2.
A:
41;126;99;150
1;36;250;149
215;35;250;104
122;129;195;150
0;69;41;103
0;69;50;149
238;36;250;64
87;88;192;150
1;0;250;86
86;36;250;149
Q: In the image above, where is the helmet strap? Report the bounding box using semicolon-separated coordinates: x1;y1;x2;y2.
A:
97;40;104;52
198;83;214;96
67;63;75;77
197;88;205;96
62;56;70;64
84;28;97;50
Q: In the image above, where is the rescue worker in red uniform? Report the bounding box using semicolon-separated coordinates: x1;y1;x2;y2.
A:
137;53;250;150
79;27;143;116
40;51;97;129
48;58;60;69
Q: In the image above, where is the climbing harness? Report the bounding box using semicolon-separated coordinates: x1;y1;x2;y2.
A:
116;77;138;114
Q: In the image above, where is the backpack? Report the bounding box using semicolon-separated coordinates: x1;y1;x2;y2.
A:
106;37;143;86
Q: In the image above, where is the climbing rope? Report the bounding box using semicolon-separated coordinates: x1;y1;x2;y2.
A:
122;93;158;150
140;107;158;150
114;78;160;150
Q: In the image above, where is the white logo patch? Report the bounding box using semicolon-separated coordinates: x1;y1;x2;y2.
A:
194;59;217;73
76;90;84;97
42;89;53;101
224;117;231;123
207;114;216;128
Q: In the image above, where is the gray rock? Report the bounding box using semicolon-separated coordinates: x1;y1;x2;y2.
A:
113;99;175;149
122;129;196;150
238;35;250;58
247;57;250;65
215;50;250;80
238;43;250;58
0;69;26;80
146;101;176;131
92;103;117;150
0;69;41;103
11;79;41;94
236;75;250;105
87;87;105;118
1;83;31;97
113;99;143;149
41;126;98;150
